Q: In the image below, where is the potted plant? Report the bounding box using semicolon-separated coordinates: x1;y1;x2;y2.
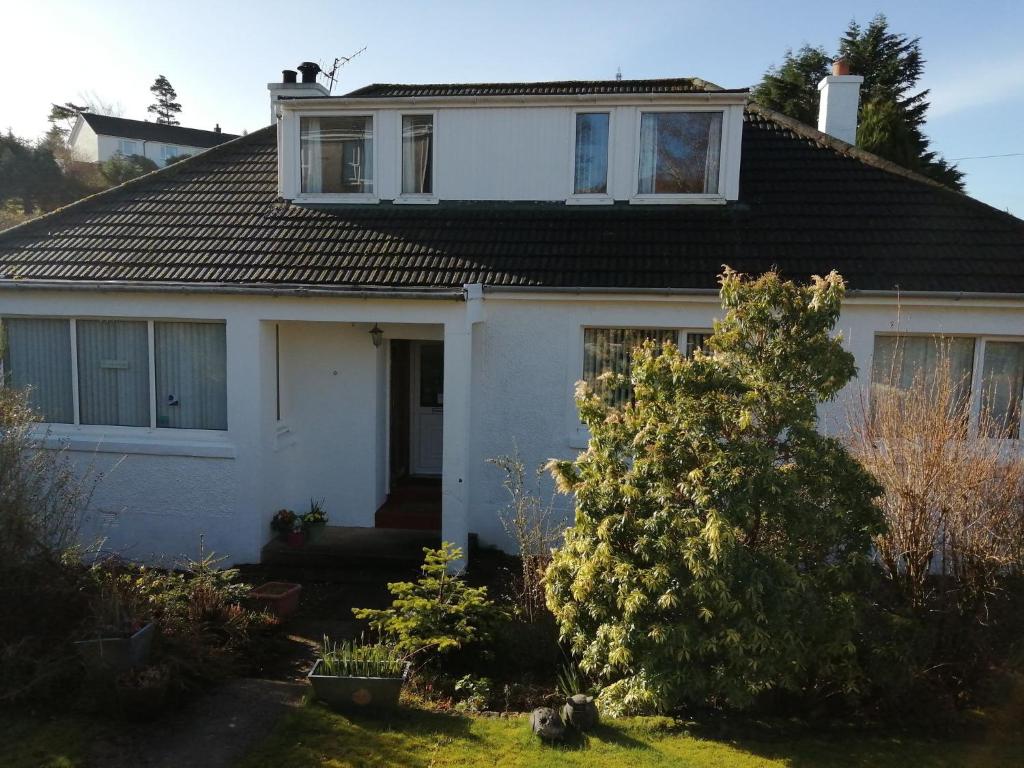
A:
74;578;155;676
307;635;409;711
271;508;297;541
303;498;328;543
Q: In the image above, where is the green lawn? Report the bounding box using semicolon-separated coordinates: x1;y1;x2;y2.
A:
237;702;1024;768
2;716;89;768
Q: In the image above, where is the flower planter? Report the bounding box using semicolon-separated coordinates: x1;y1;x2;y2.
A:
305;522;326;544
307;659;410;711
286;530;306;548
250;581;302;619
74;622;155;675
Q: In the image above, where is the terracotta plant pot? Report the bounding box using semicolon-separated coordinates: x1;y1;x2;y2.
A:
286;530;306;548
250;581;302;619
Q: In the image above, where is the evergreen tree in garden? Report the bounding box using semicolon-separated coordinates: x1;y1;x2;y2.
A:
147;75;182;125
753;14;963;190
544;269;885;714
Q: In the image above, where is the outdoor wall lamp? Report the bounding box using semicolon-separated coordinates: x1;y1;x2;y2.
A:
369;323;383;348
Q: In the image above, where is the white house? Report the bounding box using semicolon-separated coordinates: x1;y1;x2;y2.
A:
68;112;237;167
2;63;1023;566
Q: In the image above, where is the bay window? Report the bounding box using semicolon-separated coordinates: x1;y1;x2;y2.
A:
300;115;374;194
583;328;711;408
1;318;227;431
401;115;434;195
637;111;723;195
573;113;610;195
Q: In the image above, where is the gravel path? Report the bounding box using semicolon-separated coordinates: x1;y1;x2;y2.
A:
88;678;305;768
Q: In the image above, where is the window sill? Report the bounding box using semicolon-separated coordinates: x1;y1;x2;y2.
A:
393;195;439;205
566;195;614;206
32;425;236;459
293;193;379;205
629;195;726;205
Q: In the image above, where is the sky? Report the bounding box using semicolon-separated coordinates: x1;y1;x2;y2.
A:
2;0;1023;215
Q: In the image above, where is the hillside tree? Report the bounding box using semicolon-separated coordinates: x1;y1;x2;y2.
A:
147;75;182;125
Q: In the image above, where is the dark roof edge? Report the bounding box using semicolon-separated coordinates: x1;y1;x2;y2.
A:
0;127;276;242
0;279;466;300
80;112;239;140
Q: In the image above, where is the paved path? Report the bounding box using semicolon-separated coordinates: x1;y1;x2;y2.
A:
89;678;305;768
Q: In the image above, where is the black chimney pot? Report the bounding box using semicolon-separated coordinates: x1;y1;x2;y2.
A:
297;61;321;84
215;123;221;133
282;69;297;84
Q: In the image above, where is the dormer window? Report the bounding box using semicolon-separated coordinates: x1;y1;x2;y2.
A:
300;115;374;194
636;111;723;196
573;113;610;195
402;115;434;195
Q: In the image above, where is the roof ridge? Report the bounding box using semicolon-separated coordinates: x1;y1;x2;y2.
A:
0;126;274;241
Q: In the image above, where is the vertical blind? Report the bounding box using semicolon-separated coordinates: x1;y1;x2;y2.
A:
583;328;678;408
77;320;150;427
155;322;227;430
871;336;976;407
2;318;74;422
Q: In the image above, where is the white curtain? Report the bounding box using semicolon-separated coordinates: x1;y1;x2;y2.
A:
573;113;609;194
703;113;723;194
2;318;74;423
871;335;976;408
155;322;227;430
300;117;323;193
981;341;1024;437
402;116;433;194
76;320;150;427
637;114;659;194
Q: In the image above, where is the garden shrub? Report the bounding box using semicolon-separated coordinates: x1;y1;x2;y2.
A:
545;269;885;713
353;542;502;660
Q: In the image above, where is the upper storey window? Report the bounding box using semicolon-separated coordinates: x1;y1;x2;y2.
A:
637;111;723;195
402;115;434;195
573;113;609;195
300;116;374;194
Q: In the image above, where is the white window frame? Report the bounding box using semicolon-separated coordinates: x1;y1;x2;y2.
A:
870;332;1024;440
160;144;179;161
567;108;614;206
118;139;139;156
0;315;229;435
394;110;439;205
290;110;380;204
630;106;729;205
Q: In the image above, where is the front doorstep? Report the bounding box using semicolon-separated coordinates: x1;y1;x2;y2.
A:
307;659;410;710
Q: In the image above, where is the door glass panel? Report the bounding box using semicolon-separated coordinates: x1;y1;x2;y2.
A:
419;344;443;407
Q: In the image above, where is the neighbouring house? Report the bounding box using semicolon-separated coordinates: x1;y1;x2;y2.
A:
1;61;1023;566
68;112;238;167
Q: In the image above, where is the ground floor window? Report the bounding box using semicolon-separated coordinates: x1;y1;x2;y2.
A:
583;327;711;408
1;317;227;430
871;334;1024;438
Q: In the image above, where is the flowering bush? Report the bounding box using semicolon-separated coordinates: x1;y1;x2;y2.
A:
270;509;297;534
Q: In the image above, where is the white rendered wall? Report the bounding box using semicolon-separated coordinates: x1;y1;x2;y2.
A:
68;122;99;162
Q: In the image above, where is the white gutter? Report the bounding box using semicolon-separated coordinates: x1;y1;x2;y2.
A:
0;280;465;301
279;91;748;111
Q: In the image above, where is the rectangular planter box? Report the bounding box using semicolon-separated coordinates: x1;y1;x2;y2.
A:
307;659;410;710
74;622;155;675
250;582;302;619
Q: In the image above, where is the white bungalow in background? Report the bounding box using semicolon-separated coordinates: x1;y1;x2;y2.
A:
1;60;1023;566
68;112;237;167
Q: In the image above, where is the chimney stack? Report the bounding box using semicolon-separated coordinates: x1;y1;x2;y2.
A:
267;62;330;124
214;123;221;134
817;57;863;145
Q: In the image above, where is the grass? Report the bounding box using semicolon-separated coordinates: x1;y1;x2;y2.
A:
1;715;90;768
237;701;1024;768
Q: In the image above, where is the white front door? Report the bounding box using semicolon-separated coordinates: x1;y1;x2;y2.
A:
410;341;443;476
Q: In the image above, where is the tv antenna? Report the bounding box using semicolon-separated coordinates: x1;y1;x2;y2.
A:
322;46;367;94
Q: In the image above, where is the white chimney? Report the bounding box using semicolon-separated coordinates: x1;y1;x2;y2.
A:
816;58;863;145
268;63;329;123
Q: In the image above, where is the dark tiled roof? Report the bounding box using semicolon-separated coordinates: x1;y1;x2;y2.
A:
343;78;746;98
79;113;238;148
2;105;1023;294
